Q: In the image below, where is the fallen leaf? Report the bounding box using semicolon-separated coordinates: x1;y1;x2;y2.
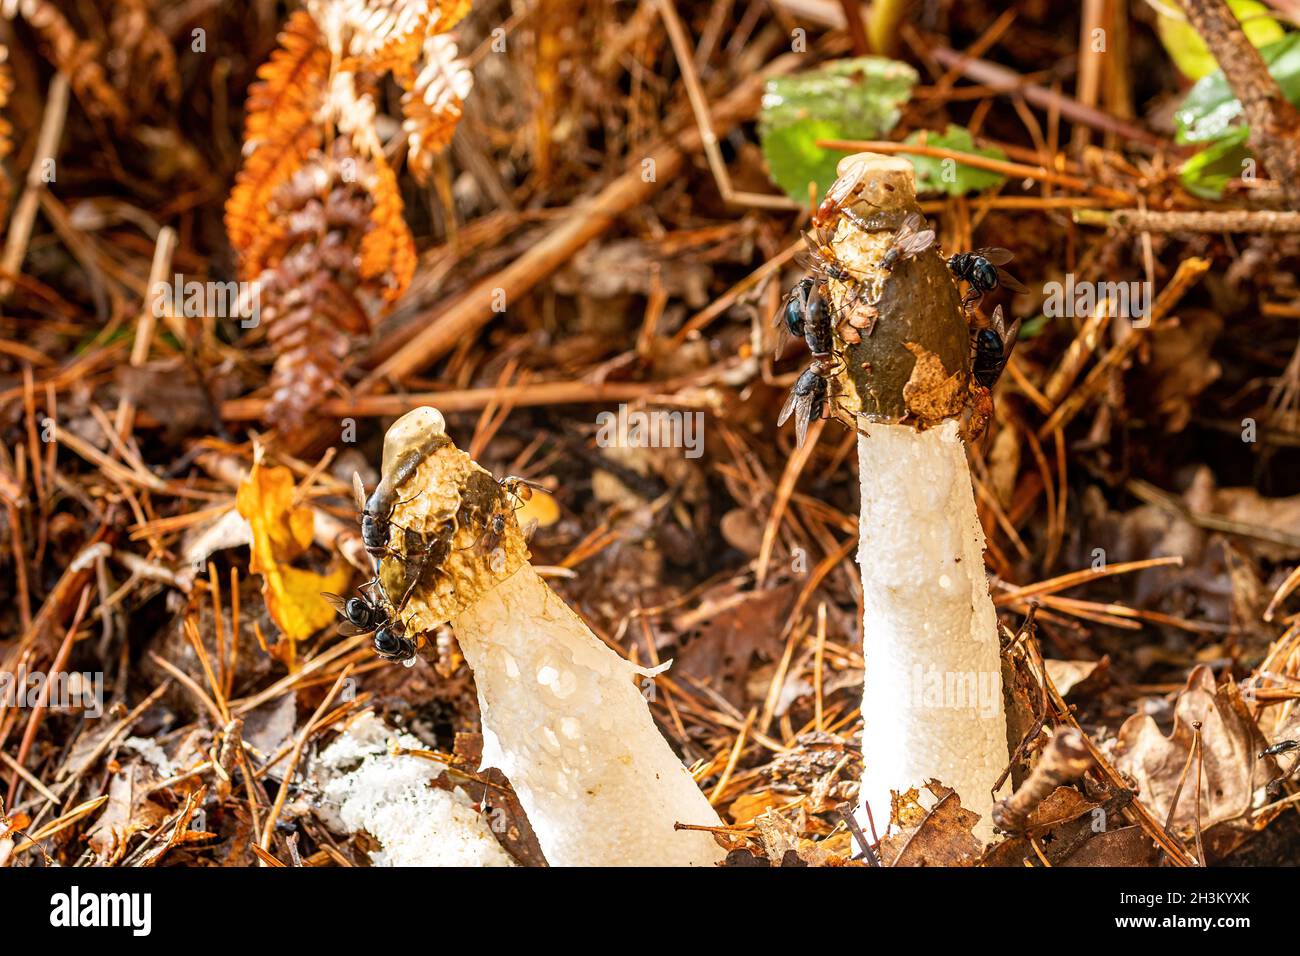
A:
1114;665;1276;831
754;808;830;866
1024;786;1101;837
235;458;351;644
1045;658;1109;698
883;780;983;866
670;582;797;705
86;768;168;865
1060;825;1158;867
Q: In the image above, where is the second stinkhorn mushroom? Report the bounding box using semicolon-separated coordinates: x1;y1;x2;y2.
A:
814;153;1011;840
373;406;725;867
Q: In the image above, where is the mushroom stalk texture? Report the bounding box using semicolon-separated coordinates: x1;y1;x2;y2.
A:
820;153;1009;840
378;407;724;866
854;419;1004;838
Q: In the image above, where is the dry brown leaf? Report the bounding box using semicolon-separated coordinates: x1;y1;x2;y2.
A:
754;808;830;866
1114;664;1276;831
1045;657;1108;698
1060;825;1158;867
86;768;167;865
1023;786;1101;837
671;582;796;706
882;781;983;866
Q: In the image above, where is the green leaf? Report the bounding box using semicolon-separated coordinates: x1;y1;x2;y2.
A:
900;125;1007;196
1175;32;1300;144
758;57;918;204
1017;315;1049;340
1155;0;1283;81
1178;126;1252;199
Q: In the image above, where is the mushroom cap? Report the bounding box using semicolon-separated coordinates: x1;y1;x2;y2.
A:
379;407;530;637
825;152;970;426
382;406;447;475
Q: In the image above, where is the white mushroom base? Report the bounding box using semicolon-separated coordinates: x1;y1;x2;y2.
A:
855;420;1007;842
314;713;516;867
454;564;725;866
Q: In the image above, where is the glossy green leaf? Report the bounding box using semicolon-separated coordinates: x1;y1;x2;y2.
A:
901;125;1007;196
1178;126;1252;199
759;57;918;205
1175;32;1300;144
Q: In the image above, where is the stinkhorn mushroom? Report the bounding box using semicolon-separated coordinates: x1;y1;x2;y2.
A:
813;153;1011;840
373;406;725;867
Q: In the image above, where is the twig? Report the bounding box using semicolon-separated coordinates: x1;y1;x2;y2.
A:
113;226;177;438
364;52;804;387
816;138;1133;202
992;728;1092;833
1037;257;1211;438
1180;0;1300;198
0;74;70;299
1126;477;1300;551
1076;208;1300;232
223;377;706;420
928;46;1167;149
656;0;800;211
257;664;354;857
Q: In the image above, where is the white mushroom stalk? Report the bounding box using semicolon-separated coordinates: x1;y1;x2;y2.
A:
818;153;1009;840
376;407;725;867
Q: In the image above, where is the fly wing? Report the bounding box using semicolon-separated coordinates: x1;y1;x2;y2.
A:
896;230;936;258
1003;313;1024;355
802;230;824;259
352;472;367;512
778;381;803;427
974;247;1015;265
897;212;925;236
321;592;348;614
824;160;866;207
996;268;1028;293
794;391;815;448
336;620;371;637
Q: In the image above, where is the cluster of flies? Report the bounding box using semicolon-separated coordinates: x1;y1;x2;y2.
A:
776;166;1025;446
323;439;542;663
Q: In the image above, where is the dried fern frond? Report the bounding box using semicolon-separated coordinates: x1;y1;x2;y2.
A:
225;9;330;279
402;32;473;185
1;0;127;123
256;139;388;430
309;0;471;80
228;0;474;429
0;44;12;221
323;70;417;303
0;44;11;160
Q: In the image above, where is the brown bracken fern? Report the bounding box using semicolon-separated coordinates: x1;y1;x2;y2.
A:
226;0;472;429
403;32;474;184
0;44;11;221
